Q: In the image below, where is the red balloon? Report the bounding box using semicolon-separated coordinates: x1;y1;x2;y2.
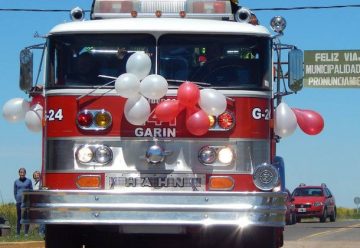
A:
177;82;200;107
154;100;180;122
292;108;324;135
186;109;210;136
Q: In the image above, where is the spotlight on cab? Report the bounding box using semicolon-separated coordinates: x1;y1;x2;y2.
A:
70;7;85;21
270;16;287;33
234;7;251;23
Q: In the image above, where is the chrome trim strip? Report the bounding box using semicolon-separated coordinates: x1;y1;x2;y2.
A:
22;190;286;227
45;89;271;98
47;137;269;142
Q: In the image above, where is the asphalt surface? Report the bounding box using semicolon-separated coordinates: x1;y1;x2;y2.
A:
283;219;360;248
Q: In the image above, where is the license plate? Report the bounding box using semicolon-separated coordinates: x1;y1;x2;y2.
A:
298;208;307;213
105;173;205;191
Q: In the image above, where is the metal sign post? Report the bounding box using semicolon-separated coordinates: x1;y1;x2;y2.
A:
354;197;360;213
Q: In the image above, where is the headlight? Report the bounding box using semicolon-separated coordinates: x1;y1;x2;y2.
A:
76;144;113;165
198;146;234;166
253;163;279;191
198;146;217;164
76;146;93;163
218;147;234;164
94;145;113;164
313;202;323;207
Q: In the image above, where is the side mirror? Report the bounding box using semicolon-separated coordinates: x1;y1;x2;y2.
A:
288;48;304;92
19;48;33;92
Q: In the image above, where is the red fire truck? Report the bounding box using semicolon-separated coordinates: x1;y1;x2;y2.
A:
18;1;304;247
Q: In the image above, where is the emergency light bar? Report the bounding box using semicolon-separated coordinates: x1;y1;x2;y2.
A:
91;0;232;20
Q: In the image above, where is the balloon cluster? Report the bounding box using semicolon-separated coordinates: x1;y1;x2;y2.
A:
116;52;228;136
115;52;168;125
275;102;324;138
154;82;227;136
2;96;44;132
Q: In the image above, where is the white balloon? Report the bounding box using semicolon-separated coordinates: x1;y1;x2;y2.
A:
124;95;151;125
2;98;30;122
198;89;227;116
115;73;141;98
140;74;168;100
126;52;151;80
274;102;297;138
24;104;43;132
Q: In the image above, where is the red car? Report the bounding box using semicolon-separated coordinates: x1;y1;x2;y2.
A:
292;183;336;223
285;189;296;225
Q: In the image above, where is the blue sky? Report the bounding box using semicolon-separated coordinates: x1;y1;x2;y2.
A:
0;0;359;208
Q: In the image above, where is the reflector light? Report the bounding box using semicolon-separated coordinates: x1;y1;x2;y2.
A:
209;176;234;190
77;111;93;127
208;115;215;128
95;111;112;128
77;109;112;131
76;175;101;189
218;112;234;130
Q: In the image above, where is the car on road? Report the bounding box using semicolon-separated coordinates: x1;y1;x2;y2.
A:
285;189;296;225
291;183;336;223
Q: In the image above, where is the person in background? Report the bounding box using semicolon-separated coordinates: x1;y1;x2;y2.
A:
32;170;45;237
14;168;33;237
32;171;41;190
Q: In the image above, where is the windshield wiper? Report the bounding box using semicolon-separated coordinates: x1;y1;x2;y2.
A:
76;75;116;101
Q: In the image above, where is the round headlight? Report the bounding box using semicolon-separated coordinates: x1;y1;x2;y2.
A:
76;146;93;163
199;146;217;164
218;147;234;164
94;145;113;164
253;163;279;191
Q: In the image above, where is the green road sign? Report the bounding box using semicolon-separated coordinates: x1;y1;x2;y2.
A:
304;50;360;88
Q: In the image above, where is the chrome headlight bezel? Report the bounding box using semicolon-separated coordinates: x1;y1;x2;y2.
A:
75;144;113;166
198;146;235;166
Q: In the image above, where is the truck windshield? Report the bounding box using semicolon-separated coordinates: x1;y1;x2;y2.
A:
46;33;271;90
158;34;272;90
46;34;156;88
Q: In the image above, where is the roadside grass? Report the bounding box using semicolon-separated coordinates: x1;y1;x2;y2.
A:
0;203;43;242
0;203;360;242
337;207;360;219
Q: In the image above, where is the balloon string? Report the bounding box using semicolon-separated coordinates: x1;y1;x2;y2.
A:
149;108;156;118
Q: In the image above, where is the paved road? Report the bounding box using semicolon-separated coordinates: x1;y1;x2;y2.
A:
283;219;360;248
1;220;359;248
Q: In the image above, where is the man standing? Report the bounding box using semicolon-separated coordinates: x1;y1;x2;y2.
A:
14;168;33;237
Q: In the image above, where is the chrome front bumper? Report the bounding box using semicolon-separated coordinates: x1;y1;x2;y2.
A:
22;190;286;227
